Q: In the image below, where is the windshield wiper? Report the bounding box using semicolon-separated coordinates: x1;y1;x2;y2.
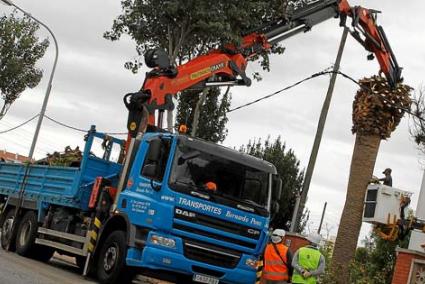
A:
172;179;197;188
171;180;215;201
217;194;265;214
242;199;265;209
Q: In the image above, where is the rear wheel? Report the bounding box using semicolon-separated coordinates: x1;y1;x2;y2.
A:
1;209;18;251
16;211;38;256
15;210;55;262
96;230;134;284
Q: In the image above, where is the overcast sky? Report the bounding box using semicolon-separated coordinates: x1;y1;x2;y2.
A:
1;0;425;240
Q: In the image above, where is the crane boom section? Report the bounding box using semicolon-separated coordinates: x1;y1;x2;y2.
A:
128;0;401;129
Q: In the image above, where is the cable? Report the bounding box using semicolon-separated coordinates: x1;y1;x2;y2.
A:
44;115;128;135
44;115;88;132
0;114;39;134
2;70;419;138
0;119;59;152
228;69;361;113
229;69;425;129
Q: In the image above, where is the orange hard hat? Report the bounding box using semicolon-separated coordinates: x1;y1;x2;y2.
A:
179;124;188;134
205;181;217;191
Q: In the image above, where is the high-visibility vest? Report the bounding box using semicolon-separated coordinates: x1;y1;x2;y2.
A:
262;243;289;281
291;247;321;284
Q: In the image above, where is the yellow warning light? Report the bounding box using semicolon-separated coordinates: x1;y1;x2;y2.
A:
129;122;137;131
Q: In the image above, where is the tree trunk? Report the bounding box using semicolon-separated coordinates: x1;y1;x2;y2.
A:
332;134;381;283
0;102;10;121
191;88;209;137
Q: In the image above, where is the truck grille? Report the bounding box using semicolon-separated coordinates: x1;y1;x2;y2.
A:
174;207;261;240
183;239;241;269
174;223;257;249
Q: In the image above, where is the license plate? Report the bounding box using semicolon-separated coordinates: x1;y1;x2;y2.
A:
193;274;220;284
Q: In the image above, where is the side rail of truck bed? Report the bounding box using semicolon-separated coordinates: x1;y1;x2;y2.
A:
0;127;125;210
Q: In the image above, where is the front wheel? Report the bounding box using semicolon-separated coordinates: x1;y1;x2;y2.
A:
96;230;134;284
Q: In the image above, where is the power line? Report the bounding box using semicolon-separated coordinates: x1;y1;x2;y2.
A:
0;71;418;137
44;115;128;135
0;119;59;152
228;69;424;126
44;115;88;133
0;130;56;154
228;69;361;113
0;114;39;134
0;114;127;136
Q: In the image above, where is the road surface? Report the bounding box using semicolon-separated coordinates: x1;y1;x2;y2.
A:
0;249;170;284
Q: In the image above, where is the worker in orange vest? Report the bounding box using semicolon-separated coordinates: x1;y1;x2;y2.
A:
262;229;293;284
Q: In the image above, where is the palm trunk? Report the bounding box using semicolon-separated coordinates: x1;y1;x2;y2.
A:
332;134;381;283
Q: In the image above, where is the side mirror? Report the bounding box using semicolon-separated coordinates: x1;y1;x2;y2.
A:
142;163;158;179
272;175;283;201
271;201;280;220
147;138;162;163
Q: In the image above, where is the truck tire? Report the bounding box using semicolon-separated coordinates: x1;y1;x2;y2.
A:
15;210;55;262
1;209;18;251
96;230;134;284
16;211;38;257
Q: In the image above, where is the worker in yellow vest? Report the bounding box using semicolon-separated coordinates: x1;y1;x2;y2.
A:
262;229;293;284
291;233;325;284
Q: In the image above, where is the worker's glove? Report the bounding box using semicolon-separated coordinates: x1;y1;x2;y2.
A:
302;271;311;278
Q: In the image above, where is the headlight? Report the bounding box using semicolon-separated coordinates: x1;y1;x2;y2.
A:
150;235;176;248
245;258;258;269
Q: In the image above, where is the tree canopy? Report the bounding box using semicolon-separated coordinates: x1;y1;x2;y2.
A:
0;12;49;120
105;0;288;141
240;136;306;230
175;88;230;143
105;0;287;72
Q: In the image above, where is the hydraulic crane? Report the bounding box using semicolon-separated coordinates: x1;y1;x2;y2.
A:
114;0;403;207
125;0;401;131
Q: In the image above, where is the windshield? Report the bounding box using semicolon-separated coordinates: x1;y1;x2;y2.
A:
169;141;270;211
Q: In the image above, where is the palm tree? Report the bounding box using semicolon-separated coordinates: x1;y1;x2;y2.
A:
331;76;412;283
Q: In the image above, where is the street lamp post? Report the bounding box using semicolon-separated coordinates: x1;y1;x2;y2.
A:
1;0;58;160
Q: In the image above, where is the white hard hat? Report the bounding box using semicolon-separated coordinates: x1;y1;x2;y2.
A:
306;233;322;245
271;229;286;244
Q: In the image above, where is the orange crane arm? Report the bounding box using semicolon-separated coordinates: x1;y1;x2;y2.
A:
124;0;402;133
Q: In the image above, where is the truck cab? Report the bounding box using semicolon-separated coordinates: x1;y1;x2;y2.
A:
0;128;281;284
119;132;280;283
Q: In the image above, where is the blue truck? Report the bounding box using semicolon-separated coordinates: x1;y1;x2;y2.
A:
0;126;282;284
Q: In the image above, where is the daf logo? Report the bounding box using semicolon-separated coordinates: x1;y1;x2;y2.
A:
175;208;196;218
247;228;260;236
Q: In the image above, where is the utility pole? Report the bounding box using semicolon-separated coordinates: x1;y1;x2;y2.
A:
318;201;327;234
295;27;349;230
290;194;301;232
1;0;59;161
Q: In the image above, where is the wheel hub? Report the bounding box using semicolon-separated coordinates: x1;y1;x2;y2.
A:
103;245;118;272
2;218;14;240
